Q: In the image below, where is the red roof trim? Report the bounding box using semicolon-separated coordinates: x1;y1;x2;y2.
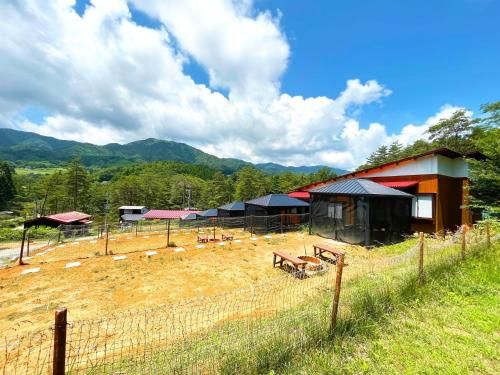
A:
288;191;311;199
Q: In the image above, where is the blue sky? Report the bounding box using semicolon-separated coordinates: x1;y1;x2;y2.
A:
111;0;500;132
259;0;500;131
2;0;499;168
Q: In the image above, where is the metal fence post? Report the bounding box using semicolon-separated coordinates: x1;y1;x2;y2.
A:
418;232;424;283
461;225;467;260
53;307;67;375
330;252;345;332
486;221;491;248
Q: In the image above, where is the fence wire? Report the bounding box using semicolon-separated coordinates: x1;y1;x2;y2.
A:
0;225;496;374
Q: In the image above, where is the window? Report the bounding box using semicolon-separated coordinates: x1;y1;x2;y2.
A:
412;195;433;219
328;203;343;219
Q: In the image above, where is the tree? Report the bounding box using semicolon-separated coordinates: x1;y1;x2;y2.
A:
234;167;269;201
65;157;90;211
468;101;500;208
205;172;234;207
309;167;337;183
426;109;478;153
0;161;15;210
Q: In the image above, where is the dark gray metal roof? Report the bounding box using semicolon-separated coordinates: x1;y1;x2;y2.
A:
309;179;413;197
180;212;198;220
121;213;145;221
199;208;218;217
246;194;310;207
218;201;245;211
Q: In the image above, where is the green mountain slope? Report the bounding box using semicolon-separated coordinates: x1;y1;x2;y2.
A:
0;128;348;175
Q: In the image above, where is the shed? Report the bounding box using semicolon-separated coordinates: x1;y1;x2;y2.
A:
245;194;310;234
218;201;245;217
309;179;413;246
119;206;148;222
24;211;92;229
198;208;218;218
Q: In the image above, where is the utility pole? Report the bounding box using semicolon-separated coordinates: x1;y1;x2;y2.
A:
104;192;110;228
187;186;193;210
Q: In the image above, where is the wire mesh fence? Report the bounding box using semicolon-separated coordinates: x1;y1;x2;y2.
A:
1;223;497;374
3;215;310;267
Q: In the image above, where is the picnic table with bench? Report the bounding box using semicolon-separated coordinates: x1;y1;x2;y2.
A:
222;233;233;241
313;244;345;263
197;234;209;243
272;251;308;274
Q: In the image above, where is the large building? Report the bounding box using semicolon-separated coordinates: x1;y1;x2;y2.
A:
293;148;483;236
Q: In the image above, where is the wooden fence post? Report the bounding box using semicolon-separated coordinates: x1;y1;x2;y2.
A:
486;221;491;248
166;220;171;248
53;307;67;375
461;225;467;260
330;252;345;331
18;228;27;265
26;231;31;256
418;232;424;283
105;224;109;256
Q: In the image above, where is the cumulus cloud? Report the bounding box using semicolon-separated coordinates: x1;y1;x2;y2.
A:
0;0;456;170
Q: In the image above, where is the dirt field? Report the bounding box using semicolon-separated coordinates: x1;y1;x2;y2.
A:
0;228;380;336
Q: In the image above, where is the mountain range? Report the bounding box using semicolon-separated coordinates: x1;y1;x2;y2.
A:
0;128;348;175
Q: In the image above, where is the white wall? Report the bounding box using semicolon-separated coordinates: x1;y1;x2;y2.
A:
362;154;469;178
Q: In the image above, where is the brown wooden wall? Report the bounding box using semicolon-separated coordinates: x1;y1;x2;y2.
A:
368;174;469;234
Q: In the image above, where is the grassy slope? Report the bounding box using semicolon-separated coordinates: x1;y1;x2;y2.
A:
279;246;499;374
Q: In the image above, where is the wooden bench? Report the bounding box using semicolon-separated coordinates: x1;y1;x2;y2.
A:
273;251;308;274
222;233;233;241
197;234;209;243
313;244;345;263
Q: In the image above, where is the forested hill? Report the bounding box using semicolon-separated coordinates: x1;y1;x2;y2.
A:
0;128;347;175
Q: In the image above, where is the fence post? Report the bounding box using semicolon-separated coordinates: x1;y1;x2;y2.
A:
27;231;31;256
418;232;424;283
280;214;283;234
53;307;67;375
166;220;171;248
330;252;345;332
105;224;109;256
486;221;491;248
461;225;467;260
18;228;27;265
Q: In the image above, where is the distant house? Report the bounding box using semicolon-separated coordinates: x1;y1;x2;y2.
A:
119;206;148;223
293;148;485;236
218;201;245;217
198;208;218;218
245;194;310;233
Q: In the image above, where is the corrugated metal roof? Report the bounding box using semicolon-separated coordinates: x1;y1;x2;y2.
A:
379;181;418;188
46;211;91;224
119;205;146;210
246;194;310;207
121;214;145;221
143;210;200;220
180;212;199;220
199;208;218;217
218;201;245;211
309;179;413;197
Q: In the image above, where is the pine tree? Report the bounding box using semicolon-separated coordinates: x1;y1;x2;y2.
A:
0;161;15;210
65;157;90;211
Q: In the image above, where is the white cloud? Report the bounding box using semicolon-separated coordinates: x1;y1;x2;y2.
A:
395;105;467;146
0;0;457;170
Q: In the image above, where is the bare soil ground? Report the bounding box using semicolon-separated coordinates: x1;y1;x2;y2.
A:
0;228;377;336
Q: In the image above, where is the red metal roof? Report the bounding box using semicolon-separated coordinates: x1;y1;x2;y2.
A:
143;210;200;220
288;191;311;200
379;181;418;188
46;211;91;224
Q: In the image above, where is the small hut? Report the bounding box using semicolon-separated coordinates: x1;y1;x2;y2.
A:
309;179;413;246
218;201;245;217
245;194;310;234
